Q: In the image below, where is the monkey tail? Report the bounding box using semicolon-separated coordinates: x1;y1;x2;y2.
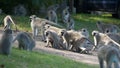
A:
82;37;97;51
106;34;120;47
45;20;63;28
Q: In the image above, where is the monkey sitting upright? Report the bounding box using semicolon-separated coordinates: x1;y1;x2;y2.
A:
0;29;13;55
47;10;58;23
12;32;35;51
29;15;62;40
62;7;70;24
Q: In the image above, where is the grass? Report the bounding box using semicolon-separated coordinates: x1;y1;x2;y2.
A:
0;48;98;68
0;13;120;68
73;13;120;32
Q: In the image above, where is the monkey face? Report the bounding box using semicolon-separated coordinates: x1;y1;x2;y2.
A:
61;32;64;36
29;15;37;19
81;28;87;32
65;12;68;15
105;29;110;33
92;31;99;36
45;31;51;37
92;31;100;46
60;30;66;36
50;11;53;14
45;31;49;37
29;15;37;22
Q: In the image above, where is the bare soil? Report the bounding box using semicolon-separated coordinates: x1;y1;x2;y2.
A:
34;41;99;65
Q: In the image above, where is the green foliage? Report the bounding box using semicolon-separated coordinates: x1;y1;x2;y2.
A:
0;0;64;14
0;48;98;68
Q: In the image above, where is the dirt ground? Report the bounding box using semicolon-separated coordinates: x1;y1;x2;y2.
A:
34;41;99;65
0;29;99;65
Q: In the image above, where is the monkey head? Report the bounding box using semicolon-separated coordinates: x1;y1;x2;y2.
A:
50;11;53;14
59;29;67;36
81;28;87;32
45;31;49;36
29;15;37;22
92;30;101;46
4;29;13;35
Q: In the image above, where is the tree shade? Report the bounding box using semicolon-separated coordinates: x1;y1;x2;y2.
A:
0;0;66;15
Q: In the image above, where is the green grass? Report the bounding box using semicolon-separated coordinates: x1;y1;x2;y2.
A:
73;13;120;32
1;13;120;33
0;48;98;68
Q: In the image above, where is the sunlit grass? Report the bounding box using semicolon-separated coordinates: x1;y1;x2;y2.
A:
0;48;98;68
73;13;120;32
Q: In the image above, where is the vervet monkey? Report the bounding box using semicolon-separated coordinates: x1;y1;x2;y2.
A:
45;30;66;49
79;28;89;38
62;7;70;24
60;29;85;50
97;42;120;68
62;7;74;30
29;15;62;40
60;29;94;52
79;38;94;54
0;29;13;55
66;16;75;30
3;15;17;30
96;21;119;33
47;10;58;23
77;28;93;53
44;24;64;35
12;32;35;51
92;30;120;49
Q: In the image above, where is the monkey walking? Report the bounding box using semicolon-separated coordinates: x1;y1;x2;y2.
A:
29;15;62;40
3;15;17;30
12;32;35;51
97;42;120;68
0;29;13;55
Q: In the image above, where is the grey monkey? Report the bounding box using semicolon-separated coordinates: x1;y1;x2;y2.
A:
0;29;13;55
12;32;35;51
